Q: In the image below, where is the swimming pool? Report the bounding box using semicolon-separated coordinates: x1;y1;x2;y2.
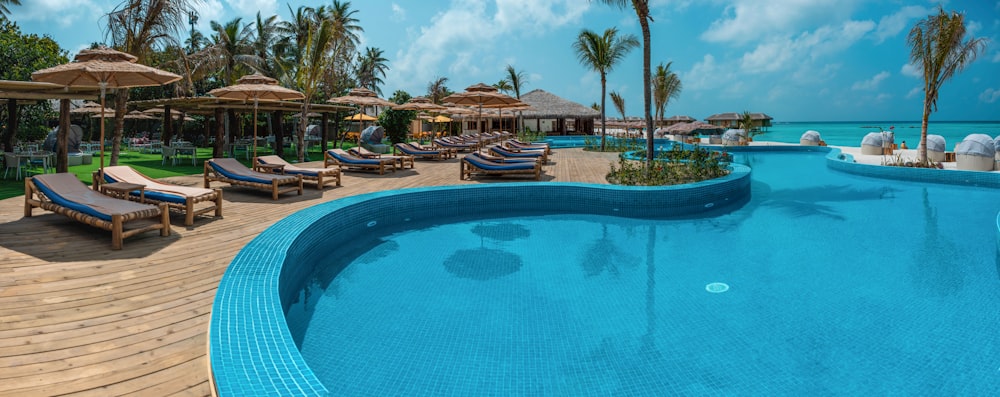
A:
211;148;1000;395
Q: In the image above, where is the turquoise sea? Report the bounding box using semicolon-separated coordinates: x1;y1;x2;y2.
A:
755;121;1000;148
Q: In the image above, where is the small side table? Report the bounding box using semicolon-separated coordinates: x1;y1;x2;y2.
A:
254;163;285;174
101;182;146;202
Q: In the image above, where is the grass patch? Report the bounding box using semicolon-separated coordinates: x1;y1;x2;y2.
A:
1;144;349;201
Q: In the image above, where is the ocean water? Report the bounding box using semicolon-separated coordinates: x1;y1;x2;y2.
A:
758;121;1000;148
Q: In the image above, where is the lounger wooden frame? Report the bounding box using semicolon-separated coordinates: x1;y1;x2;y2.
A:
395;143;450;160
93;170;223;226
460;157;541;180
347;148;415;170
253;156;342;190
24;176;170;250
203;159;303;200
324;150;395;175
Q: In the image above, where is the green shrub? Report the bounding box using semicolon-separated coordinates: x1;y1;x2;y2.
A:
607;144;729;186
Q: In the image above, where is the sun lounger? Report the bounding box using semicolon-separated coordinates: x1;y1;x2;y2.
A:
98;166;222;226
204;158;303;200
471;151;539;164
395;142;450;160
461;153;541;180
24;173;170;249
255;155;341;190
324;149;396;174
348;147;414;170
505;139;551;154
433;138;476;152
489;145;548;164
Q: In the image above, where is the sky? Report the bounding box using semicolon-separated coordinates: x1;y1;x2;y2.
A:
10;0;1000;122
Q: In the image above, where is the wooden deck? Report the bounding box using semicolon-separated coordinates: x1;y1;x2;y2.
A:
0;148;616;396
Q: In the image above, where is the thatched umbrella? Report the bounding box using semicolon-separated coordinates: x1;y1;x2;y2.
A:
665;121;724;136
396;97;448;141
442;83;520;138
32;46;181;177
209;73;305;158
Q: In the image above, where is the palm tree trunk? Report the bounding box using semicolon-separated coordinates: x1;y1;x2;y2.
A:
112;93;128;166
298;101;310;162
641;19;654;163
600;74;607;152
919;97;931;163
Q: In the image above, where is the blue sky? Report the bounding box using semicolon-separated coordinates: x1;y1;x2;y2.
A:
11;0;1000;121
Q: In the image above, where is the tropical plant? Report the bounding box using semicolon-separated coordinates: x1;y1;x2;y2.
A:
607;144;728;186
652;61;681;127
572;27;638;151
251;12;281;77
610;90;626;125
493;79;512;94
0;0;20;17
427;76;451;104
356;46;388;95
0;19;66;150
598;0;654;163
907;7;987;163
504;64;527;133
293;18;334;162
379;90;416;144
105;0;196;166
208;17;259;85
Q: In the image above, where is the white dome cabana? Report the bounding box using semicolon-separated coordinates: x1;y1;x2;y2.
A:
956;134;996;171
800;130;821;146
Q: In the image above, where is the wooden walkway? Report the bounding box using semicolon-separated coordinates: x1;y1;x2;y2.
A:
0;148;616;396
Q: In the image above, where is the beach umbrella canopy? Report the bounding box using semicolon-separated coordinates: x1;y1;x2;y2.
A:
344;113;377;121
394;96;447;112
124;110;156;120
31;46;181;176
442;83;520;136
209;73;305;158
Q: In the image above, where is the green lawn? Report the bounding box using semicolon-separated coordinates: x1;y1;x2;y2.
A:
1;144;353;201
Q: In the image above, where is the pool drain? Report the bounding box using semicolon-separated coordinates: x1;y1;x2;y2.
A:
705;282;729;293
366;220;377;227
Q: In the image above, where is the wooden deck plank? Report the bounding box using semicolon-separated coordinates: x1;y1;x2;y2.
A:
0;148;613;396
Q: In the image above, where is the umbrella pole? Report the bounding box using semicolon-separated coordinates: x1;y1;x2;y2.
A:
252;98;258;160
98;83;106;184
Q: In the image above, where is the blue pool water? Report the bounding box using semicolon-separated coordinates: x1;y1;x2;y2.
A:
285;151;1000;395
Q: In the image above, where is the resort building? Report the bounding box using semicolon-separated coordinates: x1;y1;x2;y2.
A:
705;112;774;130
518;89;599;135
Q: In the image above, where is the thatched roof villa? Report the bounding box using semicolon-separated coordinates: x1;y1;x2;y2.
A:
705;112;774;129
661;115;696;126
518;89;599;135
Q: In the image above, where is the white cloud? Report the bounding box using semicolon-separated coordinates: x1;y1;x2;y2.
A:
900;62;921;77
906;86;922;99
388;0;589;96
684;54;727;90
873;5;929;44
195;0;225;32
739;20;875;74
11;0;101;28
980;88;1000;104
700;0;861;45
851;71;890;90
390;3;406;22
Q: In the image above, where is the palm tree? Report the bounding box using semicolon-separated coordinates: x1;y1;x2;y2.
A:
427;76;450;104
494;79;513;94
251;12;281;77
208;17;259;85
505;64;527;133
907;7;987;163
598;0;654;162
292;19;334;162
610;91;628;123
356;46;389;95
105;0;196;166
652;62;681;127
0;0;20;17
572;27;638;151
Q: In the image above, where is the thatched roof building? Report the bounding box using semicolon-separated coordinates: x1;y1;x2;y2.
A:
705;112;773;129
518;89;599;135
661;115;696;126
